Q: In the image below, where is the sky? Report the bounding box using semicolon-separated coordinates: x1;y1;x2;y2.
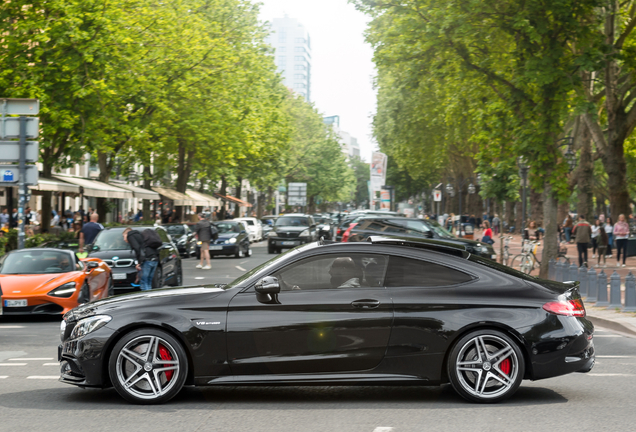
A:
258;0;377;162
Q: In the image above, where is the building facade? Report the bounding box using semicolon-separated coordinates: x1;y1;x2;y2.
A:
266;16;312;101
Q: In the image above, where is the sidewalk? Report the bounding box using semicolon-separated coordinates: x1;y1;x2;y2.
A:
489;232;636;338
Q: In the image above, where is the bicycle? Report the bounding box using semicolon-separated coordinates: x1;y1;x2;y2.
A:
511;240;571;274
502;236;513;266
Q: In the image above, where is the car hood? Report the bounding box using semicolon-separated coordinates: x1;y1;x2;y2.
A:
64;285;228;322
217;232;240;239
273;226;308;233
88;250;135;260
0;273;81;295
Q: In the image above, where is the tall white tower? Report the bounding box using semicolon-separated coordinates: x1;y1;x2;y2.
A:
266;15;312;101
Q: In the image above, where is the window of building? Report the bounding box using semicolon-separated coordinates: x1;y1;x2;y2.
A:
293;83;306;89
295;37;306;44
294;65;306;71
294;56;305;61
277;56;286;64
294;46;305;52
278;46;286;53
294;74;306;80
384;256;473;288
278;31;286;43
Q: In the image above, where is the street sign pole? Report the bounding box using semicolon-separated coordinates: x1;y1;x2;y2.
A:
18;116;26;249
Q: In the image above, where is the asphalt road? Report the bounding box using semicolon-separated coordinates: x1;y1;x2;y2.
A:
1;243;636;431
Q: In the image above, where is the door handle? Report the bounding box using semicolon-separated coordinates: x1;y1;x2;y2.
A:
351;299;381;309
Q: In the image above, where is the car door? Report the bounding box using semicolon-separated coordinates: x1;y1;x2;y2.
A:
155;228;175;283
226;252;393;376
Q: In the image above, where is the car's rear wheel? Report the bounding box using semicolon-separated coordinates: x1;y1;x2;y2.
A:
152;265;163;289
109;328;187;404
107;275;114;297
168;262;182;287
448;330;524;403
268;243;275;254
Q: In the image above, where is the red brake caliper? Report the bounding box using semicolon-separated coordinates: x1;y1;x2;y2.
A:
158;345;174;381
500;358;511;375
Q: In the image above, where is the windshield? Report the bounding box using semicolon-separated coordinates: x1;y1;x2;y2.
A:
275;217;309;227
165;225;185;236
427;221;456;239
215;222;242;234
0;250;78;274
93;230;129;251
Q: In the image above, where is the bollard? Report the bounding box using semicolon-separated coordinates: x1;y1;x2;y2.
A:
578;266;588;297
548;258;556;280
587;267;598;302
569;263;579;282
608;271;622;309
555;261;564;282
596;270;609;307
624;272;636;312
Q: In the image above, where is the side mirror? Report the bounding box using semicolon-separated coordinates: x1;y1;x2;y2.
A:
255;276;280;294
426;230;434;238
87;261;99;269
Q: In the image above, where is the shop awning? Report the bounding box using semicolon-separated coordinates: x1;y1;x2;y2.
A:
112;182;160;201
52;174;133;199
186;189;222;207
215;194;253;207
29;177;80;194
151;187;195;206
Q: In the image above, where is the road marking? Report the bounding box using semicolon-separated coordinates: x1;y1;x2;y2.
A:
236;266;246;271
43;363;59;366
26;376;59;379
240;260;249;264
593;335;622;338
194;277;206;280
374;428;395;432
0;326;24;329
0;376;7;379
0;363;27;366
8;358;53;361
586;373;635;377
596;355;633;358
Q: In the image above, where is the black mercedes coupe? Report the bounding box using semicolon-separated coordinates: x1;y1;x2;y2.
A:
58;237;594;404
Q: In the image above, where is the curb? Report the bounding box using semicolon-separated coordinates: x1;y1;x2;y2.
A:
587;314;636;338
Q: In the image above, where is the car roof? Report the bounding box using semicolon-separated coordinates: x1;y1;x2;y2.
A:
279;213;309;217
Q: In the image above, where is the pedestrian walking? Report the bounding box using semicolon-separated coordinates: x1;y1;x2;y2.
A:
123;228;162;291
481;221;494;244
614;214;630;267
572;215;591;267
605;217;614;257
563;215;574;242
0;209;9;227
194;213;214;269
79;213;104;252
492;214;500;236
591;219;601;258
524;221;541;241
597;228;608;267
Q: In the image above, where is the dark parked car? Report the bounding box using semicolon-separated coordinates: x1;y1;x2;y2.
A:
86;226;183;291
59;237;594;404
313;215;335;240
267;214;317;254
195;221;251;259
346;217;497;260
163;223;197;258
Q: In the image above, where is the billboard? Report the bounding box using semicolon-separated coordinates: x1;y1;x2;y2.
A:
369;152;387;208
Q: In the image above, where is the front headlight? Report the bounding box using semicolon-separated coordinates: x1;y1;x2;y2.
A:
229;237;237;244
197;241;202;245
47;282;77;298
69;315;112;340
299;229;310;237
177;237;186;244
267;231;277;237
60;320;67;342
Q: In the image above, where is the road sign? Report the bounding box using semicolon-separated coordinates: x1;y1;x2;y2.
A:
433;190;442;202
0;165;38;186
1;99;40;115
288;182;307;206
0;141;38;162
1;117;39;139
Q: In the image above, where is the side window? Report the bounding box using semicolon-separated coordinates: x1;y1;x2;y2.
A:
156;229;170;243
273;254;388;291
385;256;473;288
382;219;406;234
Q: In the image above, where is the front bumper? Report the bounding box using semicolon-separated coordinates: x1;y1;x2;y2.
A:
269;237;311;249
110;268;139;288
198;243;240;256
58;324;114;388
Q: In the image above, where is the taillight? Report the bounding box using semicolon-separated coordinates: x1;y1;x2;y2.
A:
337;228;341;235
542;299;586;317
341;223;358;243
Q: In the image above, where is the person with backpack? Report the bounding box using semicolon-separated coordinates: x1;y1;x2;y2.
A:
194;213;217;269
123;227;162;291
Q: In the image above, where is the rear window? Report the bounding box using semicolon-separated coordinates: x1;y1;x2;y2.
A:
385;256;473;287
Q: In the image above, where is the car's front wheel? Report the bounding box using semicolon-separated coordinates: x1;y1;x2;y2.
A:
109;328;188;404
447;329;524;403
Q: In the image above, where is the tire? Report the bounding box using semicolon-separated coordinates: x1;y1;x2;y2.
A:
152;265;163;289
107;275;115;297
447;329;525;403
195;249;200;260
247;247;252;257
235;244;245;258
268;243;275;254
108;328;188;404
168;262;182;287
510;254;533;274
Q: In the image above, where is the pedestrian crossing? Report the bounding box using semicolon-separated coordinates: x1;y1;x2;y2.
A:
0;357;59;380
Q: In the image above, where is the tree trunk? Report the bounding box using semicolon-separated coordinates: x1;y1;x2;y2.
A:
576;123;594;219
540;184;559;279
557;201;570;225
97;151;113;222
234;177;243;218
514;200;522;234
505;200;516;232
143;164;152;222
529;190;544;226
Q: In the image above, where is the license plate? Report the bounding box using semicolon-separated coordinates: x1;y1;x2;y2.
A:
209;246;223;250
281;241;297;246
491;254;497;259
4;299;27;307
113;273;127;280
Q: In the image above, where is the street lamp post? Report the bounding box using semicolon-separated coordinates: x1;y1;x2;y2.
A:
517;156;529;234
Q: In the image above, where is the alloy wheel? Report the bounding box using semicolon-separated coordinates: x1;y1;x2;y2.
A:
113;334;181;402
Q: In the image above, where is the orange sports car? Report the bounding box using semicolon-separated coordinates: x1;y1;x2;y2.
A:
0;248;112;316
